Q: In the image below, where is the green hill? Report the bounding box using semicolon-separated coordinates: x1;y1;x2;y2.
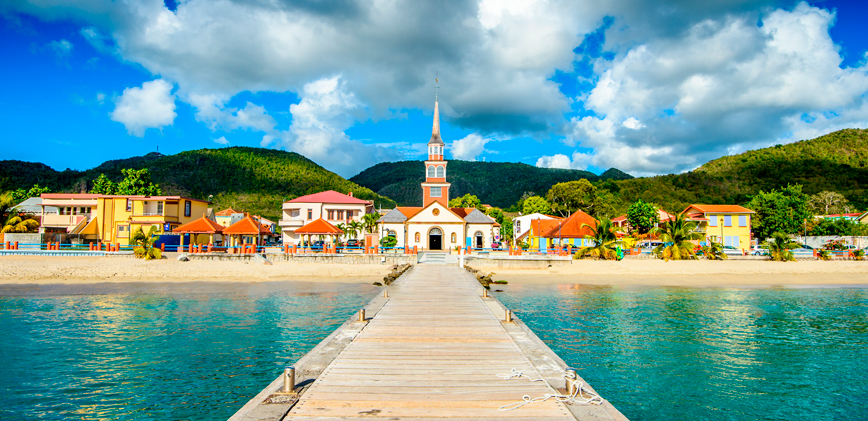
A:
610;128;868;213
0;147;396;221
350;160;633;207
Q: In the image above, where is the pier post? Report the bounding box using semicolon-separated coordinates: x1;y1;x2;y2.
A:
384;289;389;298
358;308;366;322
505;309;512;323
283;366;296;393
482;288;489;298
565;367;577;396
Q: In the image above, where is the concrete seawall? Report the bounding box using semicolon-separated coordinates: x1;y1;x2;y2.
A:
187;253;417;265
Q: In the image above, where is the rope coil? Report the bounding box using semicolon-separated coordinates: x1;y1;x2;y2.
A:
496;368;603;411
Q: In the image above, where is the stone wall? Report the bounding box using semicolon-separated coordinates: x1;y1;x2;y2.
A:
465;256;571;269
187;253;417;265
3;233;43;249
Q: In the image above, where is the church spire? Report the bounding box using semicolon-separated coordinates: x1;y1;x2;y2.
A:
430;98;443;145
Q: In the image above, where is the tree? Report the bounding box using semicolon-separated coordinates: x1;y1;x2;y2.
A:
0;192;18;222
485;207;505;224
546;179;596;217
592;189;621;219
11;184;51;203
574;217;623;260
115;169;162;196
131;226;163;260
347;221;363;239
651;213;704;261
2;215;39;233
522;196;551;215
500;218;514;243
362;213;379;234
449;194;483;209
764;232;798;262
808;218;868;236
626;199;658;234
701;240;728;260
91;174;118;195
807;191;849;215
380;235;397;248
748;184;811;241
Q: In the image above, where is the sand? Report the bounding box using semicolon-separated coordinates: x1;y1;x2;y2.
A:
0;255;390;284
493;259;868;287
0;255;866;287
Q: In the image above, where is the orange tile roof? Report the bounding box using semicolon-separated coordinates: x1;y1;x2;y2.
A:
684;204;755;214
294;218;344;235
531;219;563;237
173;216;224;234
397;207;423;218
223;215;272;235
215;208;239;216
540;210;597;238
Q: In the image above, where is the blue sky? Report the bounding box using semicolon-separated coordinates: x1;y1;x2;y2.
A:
2;0;867;178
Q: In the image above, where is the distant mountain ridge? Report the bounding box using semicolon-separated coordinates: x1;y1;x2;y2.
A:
0;147;395;221
349;160;633;207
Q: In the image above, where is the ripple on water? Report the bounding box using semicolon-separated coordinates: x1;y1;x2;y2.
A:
0;281;377;421
496;284;868;421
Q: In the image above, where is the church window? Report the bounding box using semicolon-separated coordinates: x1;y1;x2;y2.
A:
436;166;444;178
430;187;442;197
415;232;420;242
451;233;457;243
427;166;435;178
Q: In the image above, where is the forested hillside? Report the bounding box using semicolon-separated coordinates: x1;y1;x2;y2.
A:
610;128;868;213
350;160;633;207
0;147;395;221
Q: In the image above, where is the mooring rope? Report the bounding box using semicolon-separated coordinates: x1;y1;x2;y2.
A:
496;368;603;411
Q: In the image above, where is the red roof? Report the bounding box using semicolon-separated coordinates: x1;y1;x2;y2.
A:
397;207;423;218
223;215;272;235
295;218;344;235
531;219;563;237
173;216;224;234
287;190;371;205
540;210;597;238
611;214;628;222
683;204;754;214
215;208;239;216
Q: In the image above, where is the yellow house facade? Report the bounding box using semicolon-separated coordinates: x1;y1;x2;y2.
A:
78;195;210;245
683;204;755;251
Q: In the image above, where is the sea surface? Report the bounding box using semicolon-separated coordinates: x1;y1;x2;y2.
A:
0;281;377;421
496;284;868;420
1;282;866;420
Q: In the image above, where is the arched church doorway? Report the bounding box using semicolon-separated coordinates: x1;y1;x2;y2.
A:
474;231;484;249
429;227;443;251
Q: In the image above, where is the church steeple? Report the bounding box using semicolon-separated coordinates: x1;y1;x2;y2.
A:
422;95;449;207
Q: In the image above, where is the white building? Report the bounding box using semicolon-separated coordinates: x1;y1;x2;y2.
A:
278;191;374;245
512;212;559;245
377;97;498;251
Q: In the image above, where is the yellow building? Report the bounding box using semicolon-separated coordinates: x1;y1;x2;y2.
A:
682;204;755;251
78;195;211;245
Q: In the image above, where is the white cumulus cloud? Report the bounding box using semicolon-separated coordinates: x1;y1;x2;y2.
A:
450;133;489;161
213;136;229;145
110;79;177;136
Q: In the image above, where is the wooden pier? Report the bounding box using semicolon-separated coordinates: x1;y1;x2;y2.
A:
231;265;626;420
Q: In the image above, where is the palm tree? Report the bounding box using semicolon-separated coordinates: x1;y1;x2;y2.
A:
651;212;704;261
335;222;347;243
1;192;19;224
131;225;162;260
701;240;728;260
575;217;623;260
764;231;798;262
347;221;362;239
363;212;379;234
2;215;39;233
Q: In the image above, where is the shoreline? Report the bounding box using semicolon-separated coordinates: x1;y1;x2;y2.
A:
1;255;867;287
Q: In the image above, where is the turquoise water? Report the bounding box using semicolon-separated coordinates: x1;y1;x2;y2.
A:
496;284;868;420
0;282;377;421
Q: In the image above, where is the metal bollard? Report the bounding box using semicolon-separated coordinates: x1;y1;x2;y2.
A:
565;367;577;396
358;308;366;322
283;366;295;393
383;289;389;298
505;309;512;323
482;289;489;298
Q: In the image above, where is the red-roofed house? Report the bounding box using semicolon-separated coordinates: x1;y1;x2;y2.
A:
611;209;676;231
537;210;599;250
279;190;374;245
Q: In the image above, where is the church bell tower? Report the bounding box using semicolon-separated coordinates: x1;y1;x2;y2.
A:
422;97;450;207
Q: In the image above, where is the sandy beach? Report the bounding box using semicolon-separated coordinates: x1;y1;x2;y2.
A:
493;259;868;286
1;255;866;287
0;255;390;284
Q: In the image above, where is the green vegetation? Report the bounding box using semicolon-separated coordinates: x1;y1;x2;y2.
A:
90;169;162;196
131;226;162;260
807;191;851;215
701;240;728;260
574;217;622;260
0;147;395;222
765;232;799;262
808;218;868;236
449;193;483;209
626;199;658;234
546;179;596;217
380;235;397;248
522;196;551;215
10;184;51;203
747;185;812;240
350;160;632;207
651;213;704;261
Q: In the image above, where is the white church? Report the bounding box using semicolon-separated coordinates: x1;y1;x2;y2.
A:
377;97;499;251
